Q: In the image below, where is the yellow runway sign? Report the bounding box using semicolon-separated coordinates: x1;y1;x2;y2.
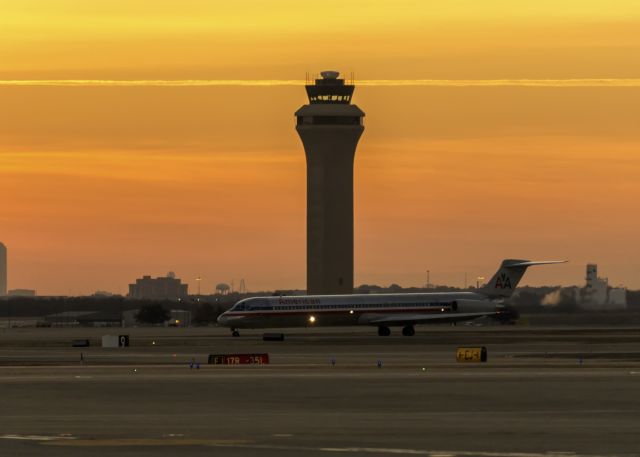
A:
456;347;488;363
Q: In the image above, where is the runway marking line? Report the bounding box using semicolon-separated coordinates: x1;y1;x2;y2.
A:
317;449;612;457
1;434;76;441
36;439;622;457
41;438;250;447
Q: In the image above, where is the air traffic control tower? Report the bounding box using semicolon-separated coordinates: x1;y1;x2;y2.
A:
295;71;365;295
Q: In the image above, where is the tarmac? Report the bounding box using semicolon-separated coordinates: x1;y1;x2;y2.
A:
1;325;639;457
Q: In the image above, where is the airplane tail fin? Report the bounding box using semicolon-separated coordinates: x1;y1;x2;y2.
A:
480;259;567;298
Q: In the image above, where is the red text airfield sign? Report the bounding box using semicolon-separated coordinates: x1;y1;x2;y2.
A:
208;353;269;365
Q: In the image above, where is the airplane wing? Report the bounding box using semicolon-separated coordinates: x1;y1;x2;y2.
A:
366;311;498;326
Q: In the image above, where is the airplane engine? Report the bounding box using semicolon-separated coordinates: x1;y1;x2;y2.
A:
455;299;495;313
492;305;520;324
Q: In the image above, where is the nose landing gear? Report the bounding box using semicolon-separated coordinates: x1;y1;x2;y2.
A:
231;329;240;337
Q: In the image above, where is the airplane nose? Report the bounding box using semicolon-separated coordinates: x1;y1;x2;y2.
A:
217;313;228;326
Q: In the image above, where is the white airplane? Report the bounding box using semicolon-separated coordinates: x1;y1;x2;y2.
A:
217;259;566;337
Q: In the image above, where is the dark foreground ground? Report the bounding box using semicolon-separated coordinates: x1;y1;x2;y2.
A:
1;326;639;457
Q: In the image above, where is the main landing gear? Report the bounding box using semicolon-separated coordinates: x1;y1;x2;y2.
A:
377;326;416;336
231;329;240;337
402;325;415;337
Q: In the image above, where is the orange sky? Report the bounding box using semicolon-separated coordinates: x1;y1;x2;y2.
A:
1;1;639;294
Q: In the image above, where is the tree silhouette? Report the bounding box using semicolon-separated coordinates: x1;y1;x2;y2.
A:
193;303;221;325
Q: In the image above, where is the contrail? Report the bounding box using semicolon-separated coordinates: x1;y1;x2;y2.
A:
1;79;640;87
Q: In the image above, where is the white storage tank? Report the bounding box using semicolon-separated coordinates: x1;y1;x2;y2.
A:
608;288;627;309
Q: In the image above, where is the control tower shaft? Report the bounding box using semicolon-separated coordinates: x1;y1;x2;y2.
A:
295;71;365;295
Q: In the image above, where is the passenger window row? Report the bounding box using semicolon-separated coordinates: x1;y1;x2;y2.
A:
232;301;457;312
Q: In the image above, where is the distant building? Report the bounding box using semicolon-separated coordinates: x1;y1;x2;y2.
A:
78;311;122;327
121;308;191;327
44;311;94;326
44;310;121;327
580;264;626;310
168;309;191;327
128;273;188;300
608;288;627;307
8;289;36;297
93;290;115;297
0;242;6;296
122;309;139;327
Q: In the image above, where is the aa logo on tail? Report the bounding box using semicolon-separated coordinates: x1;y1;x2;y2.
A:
495;273;512;289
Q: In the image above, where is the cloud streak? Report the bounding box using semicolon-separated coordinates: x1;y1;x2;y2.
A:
2;79;640;87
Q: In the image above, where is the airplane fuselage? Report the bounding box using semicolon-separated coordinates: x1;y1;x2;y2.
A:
217;291;500;330
216;259;565;336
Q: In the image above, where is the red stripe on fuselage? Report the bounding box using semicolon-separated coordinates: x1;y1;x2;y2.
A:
225;307;451;318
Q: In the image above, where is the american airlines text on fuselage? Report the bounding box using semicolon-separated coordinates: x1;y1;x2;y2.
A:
278;298;322;305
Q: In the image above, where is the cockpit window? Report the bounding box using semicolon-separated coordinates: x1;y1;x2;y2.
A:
231;302;246;311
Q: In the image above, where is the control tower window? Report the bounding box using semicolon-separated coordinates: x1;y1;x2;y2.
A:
297;116;362;126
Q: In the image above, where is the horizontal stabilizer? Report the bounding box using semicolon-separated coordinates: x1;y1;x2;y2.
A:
505;260;567;268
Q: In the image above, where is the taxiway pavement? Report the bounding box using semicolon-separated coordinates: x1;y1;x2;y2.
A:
1;326;639;457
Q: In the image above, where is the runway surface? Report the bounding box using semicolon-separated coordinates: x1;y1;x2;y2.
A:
1;326;639;456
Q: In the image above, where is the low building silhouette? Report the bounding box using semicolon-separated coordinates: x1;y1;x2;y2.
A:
8;289;36;297
128;273;188;300
580;264;627;310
